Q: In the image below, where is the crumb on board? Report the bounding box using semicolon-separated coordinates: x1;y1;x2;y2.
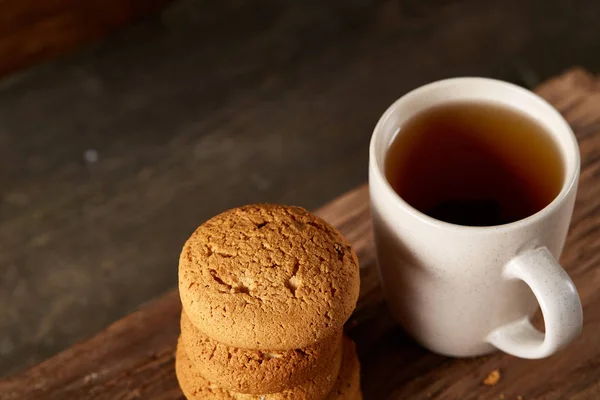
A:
483;369;501;386
499;395;504;400
83;372;98;384
517;396;524;400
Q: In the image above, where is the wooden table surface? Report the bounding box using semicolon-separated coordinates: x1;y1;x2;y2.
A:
1;68;599;399
3;0;600;378
0;0;170;77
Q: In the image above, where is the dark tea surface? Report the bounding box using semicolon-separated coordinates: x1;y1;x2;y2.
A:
385;101;564;226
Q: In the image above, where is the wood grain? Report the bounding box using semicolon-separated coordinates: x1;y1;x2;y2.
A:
1;69;600;399
0;0;170;77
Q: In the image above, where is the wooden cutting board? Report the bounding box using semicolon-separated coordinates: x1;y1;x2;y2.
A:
2;68;600;400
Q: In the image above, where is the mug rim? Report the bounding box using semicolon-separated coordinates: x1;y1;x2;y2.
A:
369;77;580;232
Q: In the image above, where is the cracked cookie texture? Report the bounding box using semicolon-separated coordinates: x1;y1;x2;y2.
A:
180;310;343;394
175;336;343;399
178;204;360;349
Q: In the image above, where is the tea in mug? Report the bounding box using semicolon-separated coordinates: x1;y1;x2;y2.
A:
385;101;564;226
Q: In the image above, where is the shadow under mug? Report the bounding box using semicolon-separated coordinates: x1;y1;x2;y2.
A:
368;78;582;359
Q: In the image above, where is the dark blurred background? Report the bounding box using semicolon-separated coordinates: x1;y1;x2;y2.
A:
1;0;599;377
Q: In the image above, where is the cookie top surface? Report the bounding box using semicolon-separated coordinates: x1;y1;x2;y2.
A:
178;204;360;349
180;311;342;394
175;336;342;400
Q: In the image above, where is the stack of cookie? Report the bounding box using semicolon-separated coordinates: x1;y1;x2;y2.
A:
176;204;362;399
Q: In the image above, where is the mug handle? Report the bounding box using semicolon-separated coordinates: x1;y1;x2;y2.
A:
485;247;583;359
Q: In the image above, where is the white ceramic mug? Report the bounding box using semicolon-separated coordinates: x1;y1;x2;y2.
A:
369;78;582;359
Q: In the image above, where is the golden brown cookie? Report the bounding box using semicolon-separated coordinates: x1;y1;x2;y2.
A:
175;336;343;400
325;337;362;400
180;310;342;394
178;204;360;349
